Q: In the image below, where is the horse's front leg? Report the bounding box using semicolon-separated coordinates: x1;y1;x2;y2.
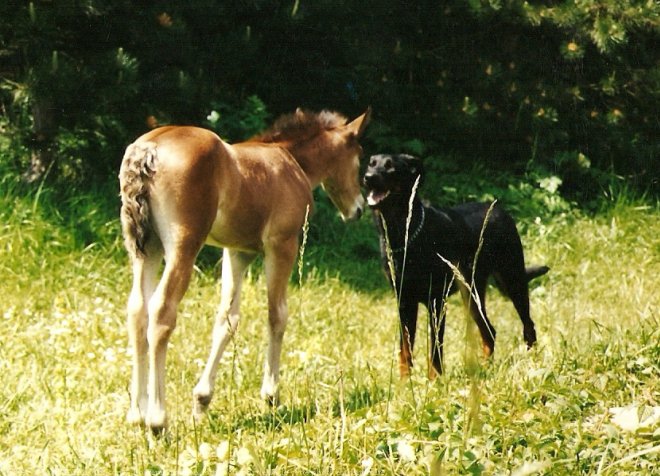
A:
193;249;255;417
126;250;161;425
260;237;298;405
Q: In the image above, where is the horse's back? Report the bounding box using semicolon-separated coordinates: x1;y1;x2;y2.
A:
123;125;313;254
134;126;225;170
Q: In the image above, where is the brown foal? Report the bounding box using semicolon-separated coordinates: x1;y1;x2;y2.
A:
119;108;370;431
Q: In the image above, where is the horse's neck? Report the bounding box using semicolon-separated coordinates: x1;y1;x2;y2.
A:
283;143;326;188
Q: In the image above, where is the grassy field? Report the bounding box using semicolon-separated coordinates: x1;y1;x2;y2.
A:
0;180;658;475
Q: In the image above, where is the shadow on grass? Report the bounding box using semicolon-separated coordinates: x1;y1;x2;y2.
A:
205;404;317;434
332;384;386;417
206;383;387;434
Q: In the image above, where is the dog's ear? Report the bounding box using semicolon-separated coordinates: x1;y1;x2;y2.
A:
399;154;425;185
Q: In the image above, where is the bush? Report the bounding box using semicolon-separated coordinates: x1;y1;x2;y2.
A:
1;0;657;198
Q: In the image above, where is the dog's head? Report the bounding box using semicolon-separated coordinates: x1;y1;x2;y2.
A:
363;154;424;210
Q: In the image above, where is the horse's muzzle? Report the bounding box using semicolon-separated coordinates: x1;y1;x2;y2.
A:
342;199;364;221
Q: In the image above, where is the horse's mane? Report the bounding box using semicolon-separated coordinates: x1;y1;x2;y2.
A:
253;109;348;143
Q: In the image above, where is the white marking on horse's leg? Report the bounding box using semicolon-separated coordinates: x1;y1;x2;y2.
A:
126;251;160;425
145;256;194;431
261;299;288;405
193;249;253;417
260;239;297;405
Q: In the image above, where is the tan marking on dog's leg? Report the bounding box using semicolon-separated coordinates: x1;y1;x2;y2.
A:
399;327;413;379
459;281;496;360
428;363;439;380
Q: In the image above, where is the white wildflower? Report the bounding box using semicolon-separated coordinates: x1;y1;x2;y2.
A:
216;440;230;461
236;447;252;466
198;442;213;460
215;461;229;476
397;440;416;463
361;456;374;475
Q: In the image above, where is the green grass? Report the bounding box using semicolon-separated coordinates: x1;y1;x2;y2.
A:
0;183;658;475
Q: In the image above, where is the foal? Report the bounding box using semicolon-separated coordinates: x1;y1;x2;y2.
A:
119;108;370;431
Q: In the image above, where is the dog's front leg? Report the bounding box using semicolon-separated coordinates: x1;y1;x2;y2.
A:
398;299;418;379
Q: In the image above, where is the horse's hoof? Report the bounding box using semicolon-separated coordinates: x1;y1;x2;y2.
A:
193;393;212;420
145;409;168;434
261;390;280;408
149;424;167;436
126;407;145;426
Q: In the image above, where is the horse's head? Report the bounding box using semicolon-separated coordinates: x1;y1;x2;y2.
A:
320;108;371;221
257;107;372;221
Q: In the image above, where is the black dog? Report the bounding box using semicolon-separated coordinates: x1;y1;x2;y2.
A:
363;154;548;379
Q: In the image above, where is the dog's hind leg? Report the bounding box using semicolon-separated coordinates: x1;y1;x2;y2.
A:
509;282;537;348
460;277;497;357
398;299;419;379
427;298;446;379
493;270;537;348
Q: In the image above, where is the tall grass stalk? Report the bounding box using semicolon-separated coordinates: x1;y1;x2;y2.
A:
398;174;422;301
434;200;518;455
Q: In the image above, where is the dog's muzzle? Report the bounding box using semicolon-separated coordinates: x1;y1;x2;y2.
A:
363;172;391;207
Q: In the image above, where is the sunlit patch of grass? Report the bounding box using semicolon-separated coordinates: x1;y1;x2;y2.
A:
0;187;658;475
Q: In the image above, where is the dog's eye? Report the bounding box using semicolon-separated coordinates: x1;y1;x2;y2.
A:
384;159;393;169
369;158;376;167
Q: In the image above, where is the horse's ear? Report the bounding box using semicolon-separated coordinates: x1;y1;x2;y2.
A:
345;106;372;138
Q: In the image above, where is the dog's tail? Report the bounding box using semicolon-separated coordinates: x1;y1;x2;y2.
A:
119;141;158;259
525;265;550;283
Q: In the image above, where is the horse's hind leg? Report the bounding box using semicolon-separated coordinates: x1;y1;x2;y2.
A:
193;249;255;417
126;245;162;425
261;237;298;405
145;247;197;431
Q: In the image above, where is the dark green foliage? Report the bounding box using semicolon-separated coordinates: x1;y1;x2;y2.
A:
0;0;657;198
205;95;270;142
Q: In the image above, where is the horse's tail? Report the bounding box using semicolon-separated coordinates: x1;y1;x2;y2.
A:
119;141;158;259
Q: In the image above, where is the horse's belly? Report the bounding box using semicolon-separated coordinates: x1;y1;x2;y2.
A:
205;212;264;252
204;164;311;252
